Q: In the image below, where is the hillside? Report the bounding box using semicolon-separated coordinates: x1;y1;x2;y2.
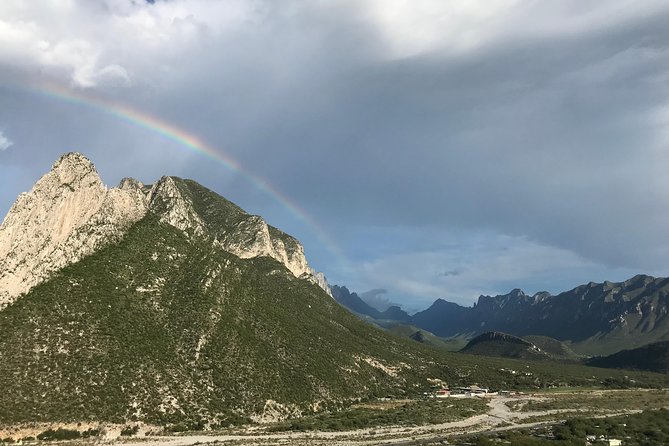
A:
0;154;449;426
522;335;583;362
0;215;454;426
460;332;550;360
5;215;662;428
588;341;669;373
383;323;467;351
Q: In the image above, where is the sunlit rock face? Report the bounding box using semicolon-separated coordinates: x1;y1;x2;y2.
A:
0;153;148;308
146;176;313;279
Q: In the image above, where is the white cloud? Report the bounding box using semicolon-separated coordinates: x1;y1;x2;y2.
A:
337;232;642;308
0;131;13;151
0;0;250;87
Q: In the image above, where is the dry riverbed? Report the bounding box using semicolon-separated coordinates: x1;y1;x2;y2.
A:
2;389;667;446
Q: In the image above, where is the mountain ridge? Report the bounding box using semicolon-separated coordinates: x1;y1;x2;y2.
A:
336;275;669;355
0;153;330;308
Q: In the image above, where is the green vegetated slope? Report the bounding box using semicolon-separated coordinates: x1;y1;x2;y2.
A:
157;178;303;255
587;341;669;373
460;332;550;360
459;333;584;363
0;216;441;426
522;335;583;362
382;322;468;351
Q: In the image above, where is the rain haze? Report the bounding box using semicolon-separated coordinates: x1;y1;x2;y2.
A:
1;0;669;311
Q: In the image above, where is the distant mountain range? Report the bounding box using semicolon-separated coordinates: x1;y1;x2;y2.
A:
334;275;669;356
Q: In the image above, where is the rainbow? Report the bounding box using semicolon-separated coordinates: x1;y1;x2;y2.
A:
17;81;345;262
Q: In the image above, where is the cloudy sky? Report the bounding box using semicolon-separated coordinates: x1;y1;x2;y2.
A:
1;0;669;310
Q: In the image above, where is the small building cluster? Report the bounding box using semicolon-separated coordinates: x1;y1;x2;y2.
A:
427;385;490;399
586;435;622;446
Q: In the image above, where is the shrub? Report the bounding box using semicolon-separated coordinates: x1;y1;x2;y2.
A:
37;428;81;441
120;425;139;436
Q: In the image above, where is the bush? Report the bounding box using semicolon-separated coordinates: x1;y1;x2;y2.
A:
37;428;81;441
120;425;140;436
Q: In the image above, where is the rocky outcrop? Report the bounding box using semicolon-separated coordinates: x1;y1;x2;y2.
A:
147;176;207;238
0;153;148;308
221;215;310;278
307;270;332;296
146;176;318;281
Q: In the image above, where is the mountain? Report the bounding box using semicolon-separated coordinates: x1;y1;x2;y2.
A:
412;298;475;337
380;305;413;322
0;154;147;308
331;285;382;319
332;285;412;322
0;153;329;308
411;279;669;355
0;154;449;425
1;153;548;428
522;335;583;362
460;332;550;360
385;324;468;351
588;341;669;373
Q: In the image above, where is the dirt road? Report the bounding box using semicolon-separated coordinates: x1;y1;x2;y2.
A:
114;395;597;446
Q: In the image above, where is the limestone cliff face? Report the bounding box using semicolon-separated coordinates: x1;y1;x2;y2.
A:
221;215;310;278
147;176;207;238
305;270;332;297
0;153;148;308
147;176;313;279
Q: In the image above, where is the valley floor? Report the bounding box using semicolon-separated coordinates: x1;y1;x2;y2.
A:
14;389;660;446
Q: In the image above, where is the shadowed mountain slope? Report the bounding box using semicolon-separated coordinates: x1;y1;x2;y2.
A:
588;341;669;373
460;332;549;360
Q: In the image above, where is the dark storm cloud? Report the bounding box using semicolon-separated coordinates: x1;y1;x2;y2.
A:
188;5;669;271
2;1;669;305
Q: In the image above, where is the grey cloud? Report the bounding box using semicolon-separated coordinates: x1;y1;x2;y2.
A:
358;288;398;312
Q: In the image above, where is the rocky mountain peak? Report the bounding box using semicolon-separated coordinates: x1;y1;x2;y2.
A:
0;155;148;308
0;154;331;307
52;151;96;172
307;270;332;296
147;176;207;238
118;177;145;191
508;288;526;298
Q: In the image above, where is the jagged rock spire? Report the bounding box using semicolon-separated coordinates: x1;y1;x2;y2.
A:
0;153;148;308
